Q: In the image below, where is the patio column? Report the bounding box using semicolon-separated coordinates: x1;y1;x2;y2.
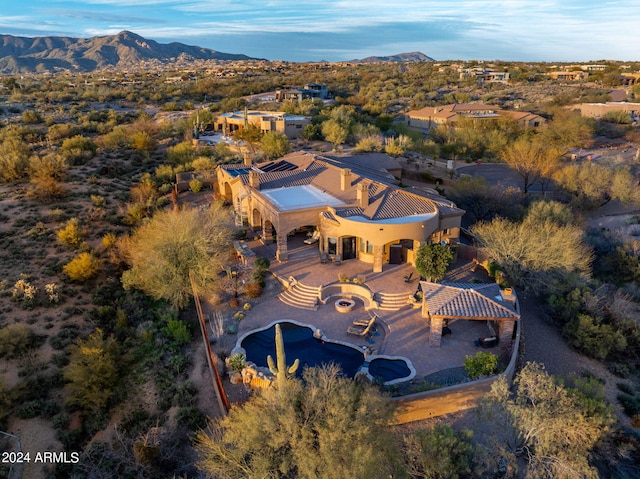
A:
262;220;273;244
372;244;384;273
498;320;515;352
275;231;288;261
429;316;443;348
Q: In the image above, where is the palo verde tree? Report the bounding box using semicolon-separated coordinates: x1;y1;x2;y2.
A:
472;216;593;293
415;243;454;282
195;365;404;479
121;202;233;309
499;136;562;193
477;362;614;479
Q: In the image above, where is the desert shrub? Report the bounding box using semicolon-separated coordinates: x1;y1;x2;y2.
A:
245;281;263;298
63;252;102;282
22;110;43;124
189;179;203;192
227;353;246;372
404;424;474;479
29;152;68;181
28;175;67;200
131;131;156;151
0;134;31;182
0;324;34;358
60;135;97;165
163;318;191;347
50;324;81;350
563;314;627;360
464;351;498;379
57;218;85;248
101;232;117;250
176;406;207;431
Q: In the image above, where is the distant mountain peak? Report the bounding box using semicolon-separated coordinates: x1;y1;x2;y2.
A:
349;52;435;63
0;31;255;74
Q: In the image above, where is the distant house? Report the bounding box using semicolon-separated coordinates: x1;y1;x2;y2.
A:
547;71;589;81
216;151;463;271
405;103;545;132
620;73;640;86
214;110;311;139
574;102;640;122
274;83;329;102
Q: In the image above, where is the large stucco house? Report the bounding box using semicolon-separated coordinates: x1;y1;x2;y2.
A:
217;151;464;272
213;110;311;139
406;103;545;132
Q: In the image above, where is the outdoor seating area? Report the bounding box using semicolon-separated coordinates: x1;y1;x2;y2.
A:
346;315;377;337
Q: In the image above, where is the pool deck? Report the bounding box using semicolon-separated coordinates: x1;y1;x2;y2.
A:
224;234;497;380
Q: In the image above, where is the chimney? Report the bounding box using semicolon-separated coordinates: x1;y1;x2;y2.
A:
340;168;351;191
249;170;260;190
356;182;369;208
243;152;252;167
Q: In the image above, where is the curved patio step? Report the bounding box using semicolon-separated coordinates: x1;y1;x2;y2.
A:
375;291;413;311
278;282;321;311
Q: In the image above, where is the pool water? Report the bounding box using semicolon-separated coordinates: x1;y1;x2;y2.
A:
240;321;415;383
368;357;412;382
241;321;365;377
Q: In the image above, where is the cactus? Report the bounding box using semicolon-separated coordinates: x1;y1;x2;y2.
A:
266;323;300;383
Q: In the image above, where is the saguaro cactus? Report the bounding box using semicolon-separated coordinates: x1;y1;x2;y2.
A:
267;323;300;383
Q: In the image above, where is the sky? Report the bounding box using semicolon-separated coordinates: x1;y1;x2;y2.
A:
1;0;639;62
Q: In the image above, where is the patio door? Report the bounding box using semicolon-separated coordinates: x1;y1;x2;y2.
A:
342;236;356;260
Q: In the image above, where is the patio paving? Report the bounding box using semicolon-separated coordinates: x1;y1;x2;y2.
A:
227;234;498;380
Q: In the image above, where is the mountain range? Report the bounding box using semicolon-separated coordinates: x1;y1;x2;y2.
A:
0;31;254;74
0;31;435;74
350;52;435;63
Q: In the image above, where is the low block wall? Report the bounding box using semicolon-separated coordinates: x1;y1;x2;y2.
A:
320;283;377;310
392;320;520;424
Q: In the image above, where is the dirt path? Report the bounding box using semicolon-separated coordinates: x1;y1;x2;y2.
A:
519;294;631;426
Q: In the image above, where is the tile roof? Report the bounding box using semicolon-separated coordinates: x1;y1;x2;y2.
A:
421;282;519;321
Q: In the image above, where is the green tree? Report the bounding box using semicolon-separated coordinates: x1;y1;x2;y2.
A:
478;362;614;479
167;141;197;165
525;200;575;227
195;365;403;479
64;329;118;411
121;203;233;309
232;123;263;153
415;243;454;282
472;216;593;292
464;351;498;379
499;136;561;193
260;131;291;159
404;424;475;479
321;118;349;148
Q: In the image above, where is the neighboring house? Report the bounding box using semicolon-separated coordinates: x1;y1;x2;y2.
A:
620;73;640;86
420;282;520;349
547;71;589;81
405;103;545;132
274;83;329;102
575;102;640;122
217;151;464;272
214;110;311;139
459;68;509;83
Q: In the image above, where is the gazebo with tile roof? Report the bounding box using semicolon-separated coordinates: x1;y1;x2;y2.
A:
420;282;520;350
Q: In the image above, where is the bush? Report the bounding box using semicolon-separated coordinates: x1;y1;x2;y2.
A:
60;135;97;165
63;252;102;282
464;351;498;379
245;281;263;298
164;318;191;346
189;179;203;192
227;353;246;372
57;218;85;248
563;314;627;360
0;324;34;358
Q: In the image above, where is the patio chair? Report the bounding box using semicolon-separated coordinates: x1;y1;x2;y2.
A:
333;254;342;265
347;316;376;336
304;230;320;244
404;272;414;283
320;253;329;264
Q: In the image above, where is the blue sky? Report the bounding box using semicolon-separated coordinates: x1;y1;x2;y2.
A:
2;1;639;62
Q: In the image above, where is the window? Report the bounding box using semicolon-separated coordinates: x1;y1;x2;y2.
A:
328;237;337;255
359;239;373;253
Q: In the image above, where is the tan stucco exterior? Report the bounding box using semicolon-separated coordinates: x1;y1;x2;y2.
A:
217;152;464;272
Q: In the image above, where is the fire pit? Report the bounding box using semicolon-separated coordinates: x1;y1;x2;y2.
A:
334;298;355;313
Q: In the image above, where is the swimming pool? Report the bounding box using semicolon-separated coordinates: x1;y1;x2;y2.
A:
237;320;415;384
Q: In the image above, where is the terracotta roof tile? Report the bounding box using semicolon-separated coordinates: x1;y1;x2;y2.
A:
421;282;519;320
